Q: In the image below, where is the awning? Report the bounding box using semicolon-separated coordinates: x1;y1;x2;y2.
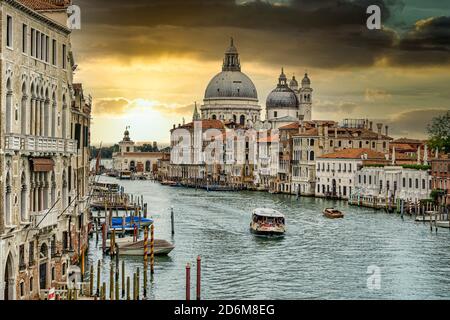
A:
31;158;55;172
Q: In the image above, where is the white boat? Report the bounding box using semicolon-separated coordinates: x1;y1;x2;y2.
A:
105;236;135;248
436;221;450;228
250;208;286;236
415;211;438;222
116;239;175;256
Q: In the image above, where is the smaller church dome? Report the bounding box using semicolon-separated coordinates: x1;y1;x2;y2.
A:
302;73;311;87
266;68;299;109
289;75;298;90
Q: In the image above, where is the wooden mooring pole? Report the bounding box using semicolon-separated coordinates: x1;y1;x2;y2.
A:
186;263;191;301
150;224;155;275
171;207;175;235
144;226;149;298
196;256;201;300
89;265;94;297
122;260;125;298
96;260;101;296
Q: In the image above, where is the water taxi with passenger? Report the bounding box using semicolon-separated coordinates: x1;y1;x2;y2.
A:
250;208;286;236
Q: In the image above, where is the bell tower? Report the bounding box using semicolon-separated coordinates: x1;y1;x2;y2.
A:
119;126;135;153
299;73;313;121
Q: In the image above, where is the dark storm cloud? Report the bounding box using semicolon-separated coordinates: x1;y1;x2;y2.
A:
72;0;449;68
388;16;450;66
377;108;449;138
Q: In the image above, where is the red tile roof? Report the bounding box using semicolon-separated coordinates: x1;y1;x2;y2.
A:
319;148;387;160
279;122;299;130
17;0;70;10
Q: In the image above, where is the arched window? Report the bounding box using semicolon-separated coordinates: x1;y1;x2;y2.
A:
233;115;237;123
211;114;217;120
145;161;151;172
130;161;136;171
240;115;245;125
44;89;50;136
6;78;13;133
20;172;28;222
21;83;28;135
51;92;56;137
30;83;35;135
309;151;315;161
62;95;67;138
5;172;12;226
51;172;56;206
62;170;68;210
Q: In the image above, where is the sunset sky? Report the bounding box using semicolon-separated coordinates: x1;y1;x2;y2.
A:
71;0;450;146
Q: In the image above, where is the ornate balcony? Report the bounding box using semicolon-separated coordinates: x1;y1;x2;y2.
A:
5;133;77;155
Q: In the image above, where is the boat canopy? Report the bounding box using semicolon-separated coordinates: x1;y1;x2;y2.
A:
252;208;285;218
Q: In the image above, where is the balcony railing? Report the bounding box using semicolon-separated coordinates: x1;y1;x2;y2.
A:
32;209;58;229
5;134;77;154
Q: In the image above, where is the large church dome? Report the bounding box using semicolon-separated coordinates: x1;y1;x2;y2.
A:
204;38;258;102
266;68;299;109
200;38;261;124
204;71;258;101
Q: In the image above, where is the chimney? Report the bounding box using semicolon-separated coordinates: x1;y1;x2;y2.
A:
369;121;373;131
417;146;421;165
385;125;389;136
392;146;396;165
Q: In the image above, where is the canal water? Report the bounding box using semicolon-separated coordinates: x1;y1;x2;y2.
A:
87;176;450;300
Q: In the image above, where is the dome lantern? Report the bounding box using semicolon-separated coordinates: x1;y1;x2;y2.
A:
222;37;241;72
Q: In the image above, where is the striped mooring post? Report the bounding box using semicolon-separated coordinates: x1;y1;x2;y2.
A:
150;224;155;275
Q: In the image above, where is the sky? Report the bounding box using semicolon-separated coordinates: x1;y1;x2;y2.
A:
70;0;450;146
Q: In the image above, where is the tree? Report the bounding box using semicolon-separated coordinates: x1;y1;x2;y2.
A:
427;110;450;153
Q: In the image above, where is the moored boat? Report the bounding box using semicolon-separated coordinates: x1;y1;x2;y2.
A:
119;170;132;180
323;208;344;219
436;220;450;228
161;180;178;186
250;208;286;236
111;216;153;227
116;239;175;256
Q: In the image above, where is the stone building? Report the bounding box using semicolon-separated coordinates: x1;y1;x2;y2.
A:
0;0;91;300
352;165;432;204
431;155;450;206
316;148;388;199
112;128;165;176
291;119;392;196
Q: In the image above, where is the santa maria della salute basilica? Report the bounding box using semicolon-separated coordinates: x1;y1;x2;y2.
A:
196;38;313;129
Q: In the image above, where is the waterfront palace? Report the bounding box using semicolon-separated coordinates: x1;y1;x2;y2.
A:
0;0;91;300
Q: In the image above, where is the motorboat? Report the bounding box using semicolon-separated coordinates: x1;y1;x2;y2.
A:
116;239;175;256
161;180;179;186
119;170;132;180
250;208;286;236
323;208;344;219
111;216;153;227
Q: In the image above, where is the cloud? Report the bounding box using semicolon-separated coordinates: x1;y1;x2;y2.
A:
381;108;449;138
71;0;450;69
93;98;130;115
365;88;392;102
387;16;450;66
315;100;359;114
93;97;195;117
